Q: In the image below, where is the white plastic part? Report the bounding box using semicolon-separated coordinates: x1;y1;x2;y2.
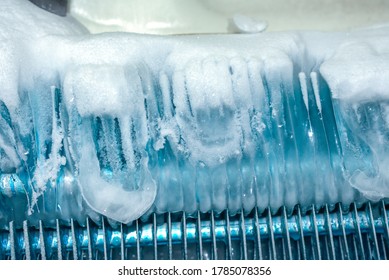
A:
69;0;389;34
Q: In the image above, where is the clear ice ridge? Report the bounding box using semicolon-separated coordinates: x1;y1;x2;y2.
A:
1;0;389;227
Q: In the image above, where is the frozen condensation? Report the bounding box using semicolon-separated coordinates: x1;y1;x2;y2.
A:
0;0;389;226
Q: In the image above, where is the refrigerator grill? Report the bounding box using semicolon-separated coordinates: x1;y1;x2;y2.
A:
1;201;388;260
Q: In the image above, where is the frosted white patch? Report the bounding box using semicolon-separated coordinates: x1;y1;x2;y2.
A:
184;60;205;112
0;0;87;38
350;158;389;201
0;0;87;110
299;72;309;111
184;56;234;113
202;57;232;109
0;134;19;170
247;58;265;111
0;46;20;111
310;72;322;113
171;56;248;165
155;118;181;152
230;57;251;108
159;72;173;119
171;70;189;117
63;65;129;116
229;57;256;150
320;38;389;101
0;175;14;198
232;14;267;34
77;123;156;224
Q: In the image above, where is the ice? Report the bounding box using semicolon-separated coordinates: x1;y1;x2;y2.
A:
0;0;389;226
0;0;87;110
76;118;156;224
320;28;389;200
299;72;309;111
320;34;389;101
63;65;133;116
310;72;322;113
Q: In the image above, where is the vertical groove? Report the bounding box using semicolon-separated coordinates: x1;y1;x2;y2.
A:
323;235;329;259
86;217;93;260
153;213;158;260
366;231;373;259
120;223;125;260
225;210;233;260
70;219;78;260
182;212;188;260
381;201;389;248
267;208;276;260
380;235;387;260
310;237;317;260
240;211;248;260
337;203;350;259
352;204;365;259
23;220;31;260
263;73;285;216
56;219;62;260
254;208;263;260
352;236;359;260
282;72;303;212
282;206;292;259
324;204;336;259
39;220;46;260
167;212;173;260
281;237;286;260
296;205;307;260
310;72;337;206
367;202;381;259
210;211;218;260
311;205;321;260
9;221;16;260
101;217;108;260
298;72;317;206
338;236;345;260
136;219;141;260
197;211;203;260
295;237;301;260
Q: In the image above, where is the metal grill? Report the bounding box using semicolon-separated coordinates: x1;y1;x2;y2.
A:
1;201;388;260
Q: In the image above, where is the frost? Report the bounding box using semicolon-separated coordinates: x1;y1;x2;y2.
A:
0;0;389;226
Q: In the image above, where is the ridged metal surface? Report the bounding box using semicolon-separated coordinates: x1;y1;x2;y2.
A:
1;201;388;260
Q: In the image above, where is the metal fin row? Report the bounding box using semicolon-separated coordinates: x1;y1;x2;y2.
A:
1;201;388;260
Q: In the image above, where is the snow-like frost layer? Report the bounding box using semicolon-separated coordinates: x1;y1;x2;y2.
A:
0;0;87;110
0;0;88;217
1;0;389;226
320;27;389;200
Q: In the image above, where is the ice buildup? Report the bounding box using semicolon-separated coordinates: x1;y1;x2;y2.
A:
1;0;389;227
